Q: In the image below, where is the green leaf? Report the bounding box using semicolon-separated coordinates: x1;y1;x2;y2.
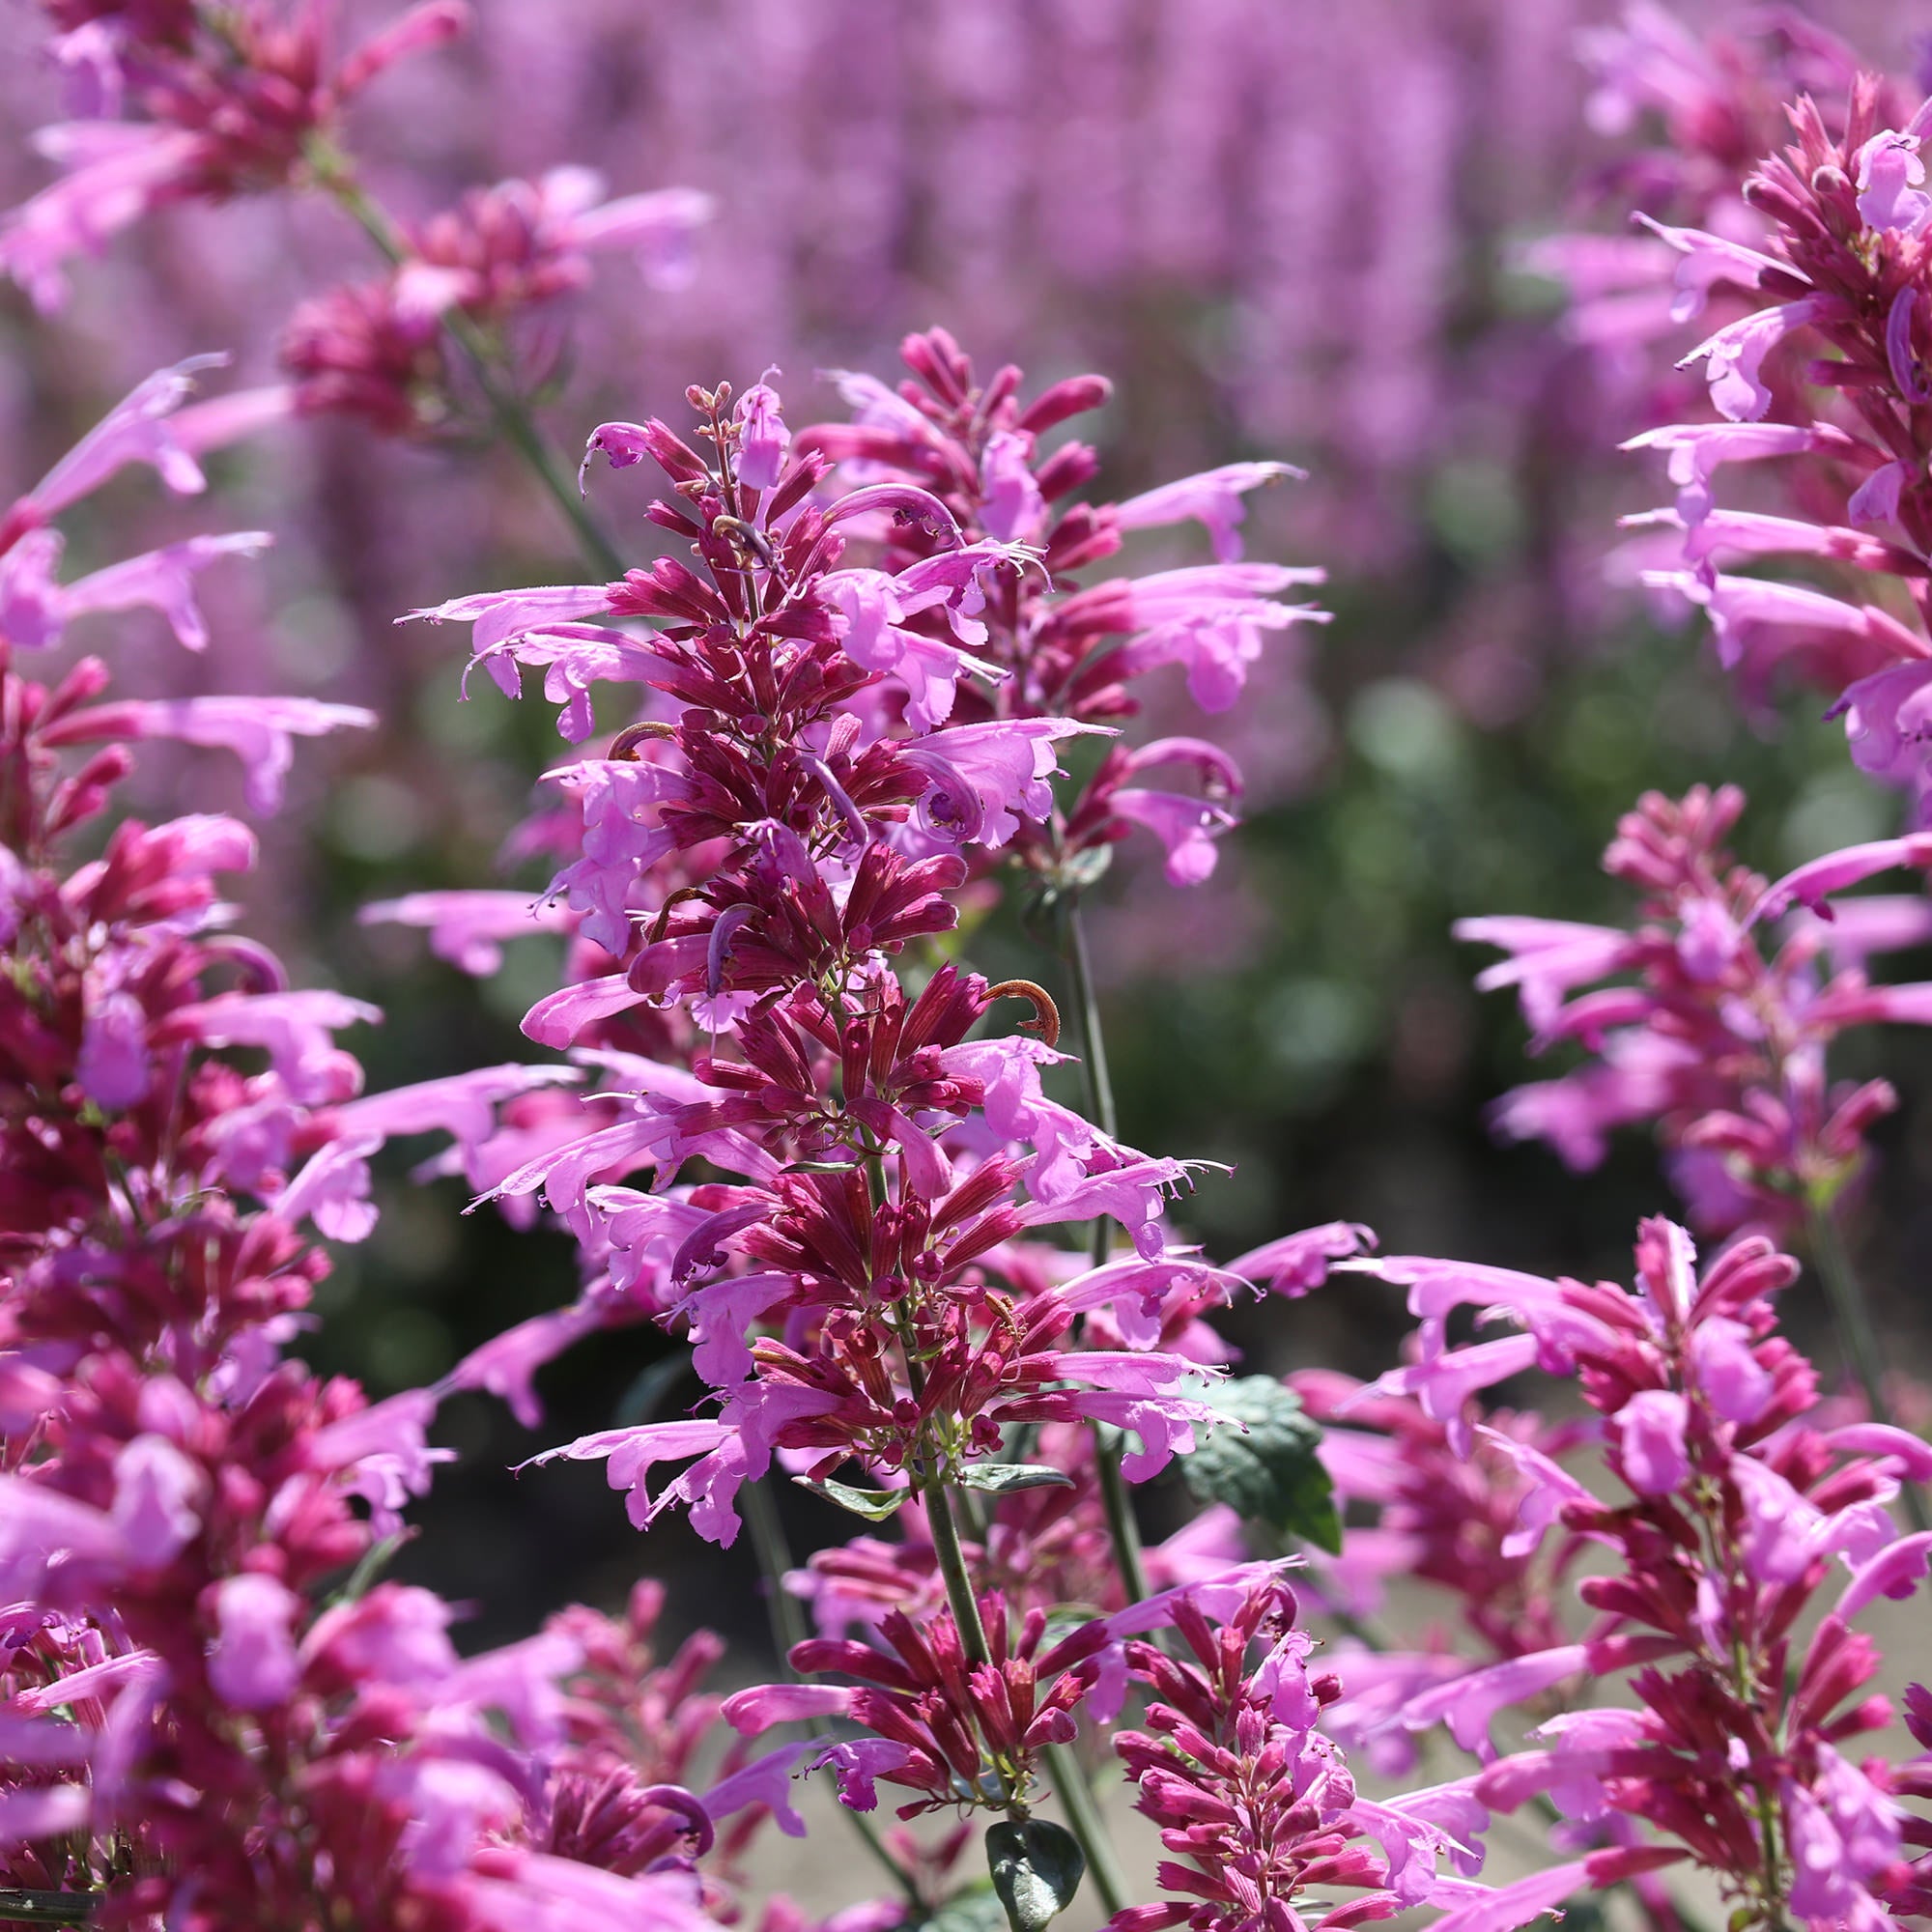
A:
953;1463;1076;1495
796;1476;906;1521
1180;1377;1342;1553
919;1883;1008;1932
985;1818;1084;1932
321;1528;414;1610
612;1350;694;1429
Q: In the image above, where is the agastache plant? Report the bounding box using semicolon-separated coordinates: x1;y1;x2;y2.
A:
8;13;1932;1928
1347;1216;1932;1932
0;363;830;1928
375;352;1428;1922
1;0;711;572
1452;31;1932;1522
1459;784;1932;1242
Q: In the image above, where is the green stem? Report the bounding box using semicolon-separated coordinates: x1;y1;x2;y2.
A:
741;1477;921;1905
0;1894;94;1926
440;305;627;577
1806;1200;1929;1533
1056;898;1155;1607
1041;1741;1129;1918
1093;1426;1151;1607
741;1474;810;1661
305;143;626;579
1058;900;1119;1147
921;1470;991;1665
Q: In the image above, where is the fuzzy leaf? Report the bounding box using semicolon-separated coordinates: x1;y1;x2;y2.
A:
797;1476;906;1521
921;1884;1008;1932
986;1818;1084;1932
1180;1377;1341;1553
953;1463;1076;1495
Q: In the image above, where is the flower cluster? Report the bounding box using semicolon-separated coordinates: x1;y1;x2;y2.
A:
2;1;709;443
1460;782;1932;1238
1554;47;1932;820
1531;7;1899;382
1108;1575;1476;1932
1352;1215;1932;1932
0;367;799;1927
380;352;1350;1567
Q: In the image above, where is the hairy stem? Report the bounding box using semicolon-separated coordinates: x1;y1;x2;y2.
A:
1058;901;1119;1148
1042;1741;1129;1917
741;1477;920;1904
922;1469;991;1665
1056;898;1154;1607
304;142;626;578
1806;1200;1929;1533
0;1894;94;1926
741;1474;810;1661
1093;1432;1151;1606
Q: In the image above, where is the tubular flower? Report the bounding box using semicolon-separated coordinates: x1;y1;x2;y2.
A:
1107;1577;1478;1932
1460;783;1932;1237
396;368;1332;1558
0;374;782;1925
1350;1215;1932;1932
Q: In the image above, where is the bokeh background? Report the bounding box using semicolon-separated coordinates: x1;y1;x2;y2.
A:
6;0;1932;1679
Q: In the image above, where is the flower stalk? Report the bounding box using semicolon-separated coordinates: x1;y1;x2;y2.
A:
304;139;627;577
1805;1196;1929;1533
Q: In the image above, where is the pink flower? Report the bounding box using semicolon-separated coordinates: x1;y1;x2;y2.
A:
1679;298;1834;422
4;529;270;654
0;123;207;313
1837;1530;1932;1621
1228;1220;1378;1296
901;718;1107;849
110;1435;206;1566
410;581;617;654
1115;461;1303;561
0;1784;92;1854
722;1683;858;1735
309;1390;452;1536
161;988;378;1106
734;375;791;491
1855;130;1932;234
1632;214;1806;323
77;986;150;1109
978;431;1046;543
207;1574;303;1710
521;1419;738;1535
1623;421;1852;526
55;695;375;810
439;1302;607;1428
1613;1390;1689;1494
820;561;1009;731
359;890;574;975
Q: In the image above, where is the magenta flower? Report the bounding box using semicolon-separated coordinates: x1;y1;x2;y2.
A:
1365;1214;1929;1932
1114;461;1304;562
1461;784;1932;1237
1106;1576;1465;1932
